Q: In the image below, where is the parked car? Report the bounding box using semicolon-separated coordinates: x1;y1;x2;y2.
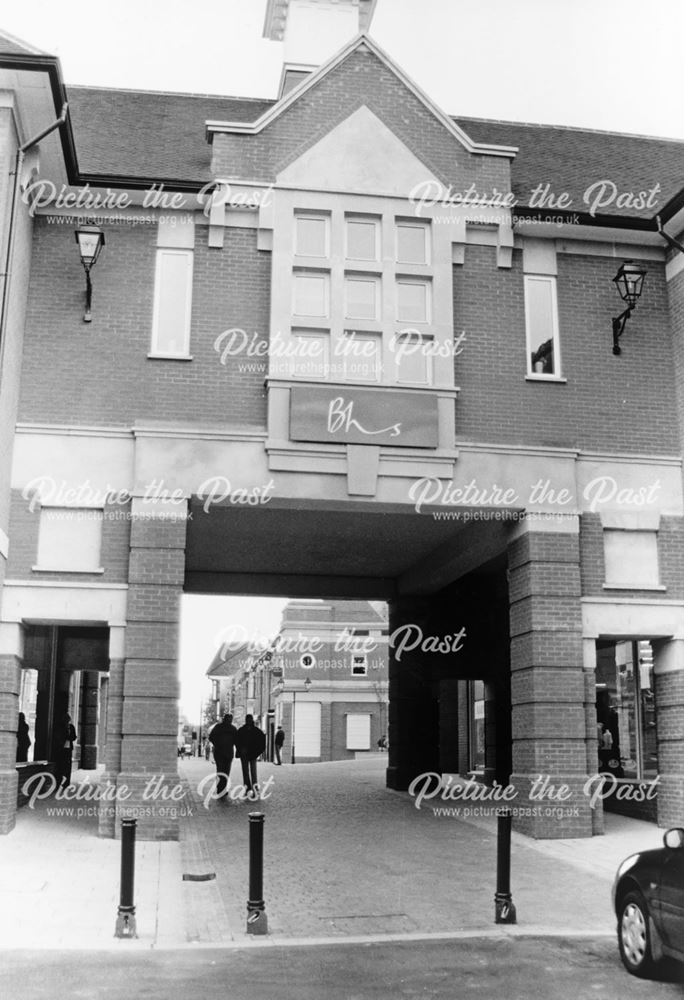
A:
613;827;684;977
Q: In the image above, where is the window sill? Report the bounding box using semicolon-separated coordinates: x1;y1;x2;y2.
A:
602;583;666;592
525;374;567;384
147;353;193;361
32;566;105;575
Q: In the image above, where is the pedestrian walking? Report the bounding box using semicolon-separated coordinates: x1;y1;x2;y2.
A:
236;714;266;795
16;712;31;763
274;725;285;765
55;712;77;788
208;713;238;800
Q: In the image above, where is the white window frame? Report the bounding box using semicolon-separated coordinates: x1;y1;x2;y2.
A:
150;248;194;359
294;213;330;259
396;278;431;324
524;274;561;379
396;220;430;265
291;329;330;380
393;330;434;386
351;654;368;676
345;216;380;262
344;274;380;321
293;270;330;319
340;331;382;382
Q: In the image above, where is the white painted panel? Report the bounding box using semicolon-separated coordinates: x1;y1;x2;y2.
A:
295;701;321;757
346;712;371;750
36;508;102;571
277;106;441;197
604;529;659;587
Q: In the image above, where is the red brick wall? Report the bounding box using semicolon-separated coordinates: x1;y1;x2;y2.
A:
7;489;130;584
453;248;678;453
579;513;684;599
211;47;510;193
19;220;269;428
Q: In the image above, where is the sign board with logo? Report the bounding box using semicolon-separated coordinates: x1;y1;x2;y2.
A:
289;387;439;448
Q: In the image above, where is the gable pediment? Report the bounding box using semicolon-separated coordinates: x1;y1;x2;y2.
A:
276;105;441;197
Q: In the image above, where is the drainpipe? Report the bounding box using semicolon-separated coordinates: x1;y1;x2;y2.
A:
0;102;68;379
656;214;684;257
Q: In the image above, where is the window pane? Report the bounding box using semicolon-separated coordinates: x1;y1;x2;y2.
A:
293;273;329;317
526;277;557;374
394;332;430;384
151;250;193;356
596;641;634;779
346;277;378;319
296;216;328;257
37;508;103;571
341;332;380;382
397;281;428;322
397;224;428;264
347;220;377;261
291;330;329;379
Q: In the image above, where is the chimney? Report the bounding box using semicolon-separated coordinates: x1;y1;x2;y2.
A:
264;0;378;96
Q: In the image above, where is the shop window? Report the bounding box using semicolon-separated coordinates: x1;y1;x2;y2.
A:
524;274;560;377
35;508;103;573
295;214;329;258
397;221;429;265
603;529;660;589
595;640;657;780
345;275;380;321
346;217;379;261
293;270;330;318
351;654;368;676
346;712;371;750
150;249;194;358
469;679;486;772
397;279;430;323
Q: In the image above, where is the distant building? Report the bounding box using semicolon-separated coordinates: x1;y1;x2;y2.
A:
207;600;389;762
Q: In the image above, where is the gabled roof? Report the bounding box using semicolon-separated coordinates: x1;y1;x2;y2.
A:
206;641;252;677
206;33;518;159
0;29;48;56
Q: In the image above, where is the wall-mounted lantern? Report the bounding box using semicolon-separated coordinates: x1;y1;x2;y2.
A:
612;260;647;355
74;223;105;322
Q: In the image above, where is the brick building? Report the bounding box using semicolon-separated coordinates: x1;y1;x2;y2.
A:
208;599;388;762
1;0;684;839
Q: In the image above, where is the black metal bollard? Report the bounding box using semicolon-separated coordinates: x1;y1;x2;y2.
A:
115;818;138;938
246;812;268;934
494;809;517;924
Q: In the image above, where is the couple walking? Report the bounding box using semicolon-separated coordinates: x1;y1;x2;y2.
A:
209;713;265;800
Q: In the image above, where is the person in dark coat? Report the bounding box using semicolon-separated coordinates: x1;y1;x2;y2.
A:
236;715;266;794
208;713;238;799
274;725;285;765
55;712;77;788
16;712;31;763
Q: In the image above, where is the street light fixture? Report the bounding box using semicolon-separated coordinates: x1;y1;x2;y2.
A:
611;260;647;355
291;676;312;765
74;222;105;322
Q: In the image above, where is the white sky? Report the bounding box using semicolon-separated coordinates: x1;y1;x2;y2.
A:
3;0;680;716
1;0;682;139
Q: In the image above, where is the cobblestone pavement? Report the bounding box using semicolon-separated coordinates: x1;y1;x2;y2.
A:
177;756;625;944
